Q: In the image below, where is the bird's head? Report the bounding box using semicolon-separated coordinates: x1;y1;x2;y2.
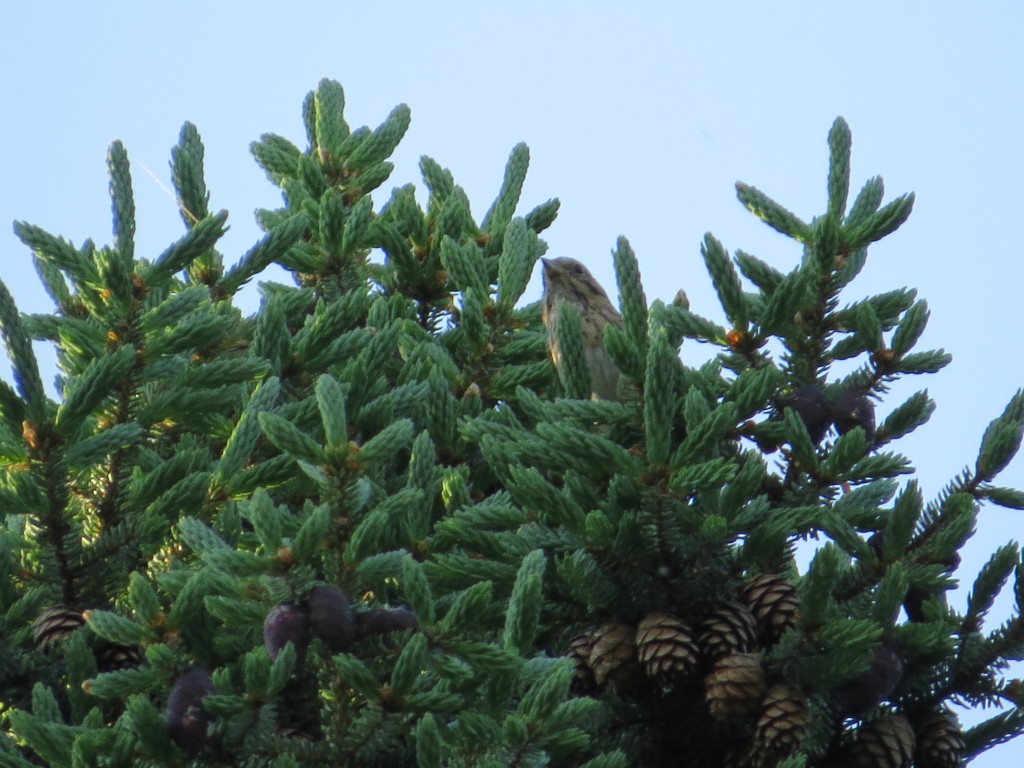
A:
541;257;612;305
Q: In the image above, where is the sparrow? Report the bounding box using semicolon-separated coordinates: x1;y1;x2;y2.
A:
541;257;623;400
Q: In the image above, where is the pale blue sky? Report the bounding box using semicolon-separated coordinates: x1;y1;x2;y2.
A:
2;2;1022;762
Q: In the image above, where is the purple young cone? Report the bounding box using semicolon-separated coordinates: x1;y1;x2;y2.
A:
307;585;355;653
832;388;876;442
356;607;419;638
264;602;310;667
166;667;215;757
784;383;831;444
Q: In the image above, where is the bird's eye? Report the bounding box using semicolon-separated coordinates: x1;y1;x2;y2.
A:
572;264;585;275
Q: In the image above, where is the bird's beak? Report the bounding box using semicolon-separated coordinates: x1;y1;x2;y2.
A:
541;258;552;270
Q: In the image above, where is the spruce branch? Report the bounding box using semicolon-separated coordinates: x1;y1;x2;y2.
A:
0;278;45;421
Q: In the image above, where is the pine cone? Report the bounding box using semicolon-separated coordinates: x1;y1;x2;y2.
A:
355;607;419;638
783;383;831;444
723;741;756;768
832;644;904;716
705;652;766;720
307;586;354;653
567;633;597;694
166;667;215;757
588;620;640;693
850;713;915;768
32;606;86;651
635;613;699;681
913;709;965;768
739;574;799;645
95;642;144;672
699;602;758;662
832;388;876;442
264;603;310;667
751;683;811;767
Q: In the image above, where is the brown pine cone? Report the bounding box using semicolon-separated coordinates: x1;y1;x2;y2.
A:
723;740;757;768
95;642;144;672
635;613;699;681
588;620;640;693
739;573;799;645
913;709;965;768
705;652;766;720
567;633;597;694
32;606;86;651
751;683;811;767
850;713;915;768
699;602;758;662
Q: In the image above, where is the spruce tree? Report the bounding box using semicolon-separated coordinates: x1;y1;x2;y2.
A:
0;78;1022;767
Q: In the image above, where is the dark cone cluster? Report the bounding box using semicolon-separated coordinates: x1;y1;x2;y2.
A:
698;602;758;662
261;587;419;677
588;620;639;693
751;684;811;767
850;714;915;768
912;709;965;768
635;612;699;681
254;586;421;750
32;606;86;651
739;573;799;645
705;652;766;721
